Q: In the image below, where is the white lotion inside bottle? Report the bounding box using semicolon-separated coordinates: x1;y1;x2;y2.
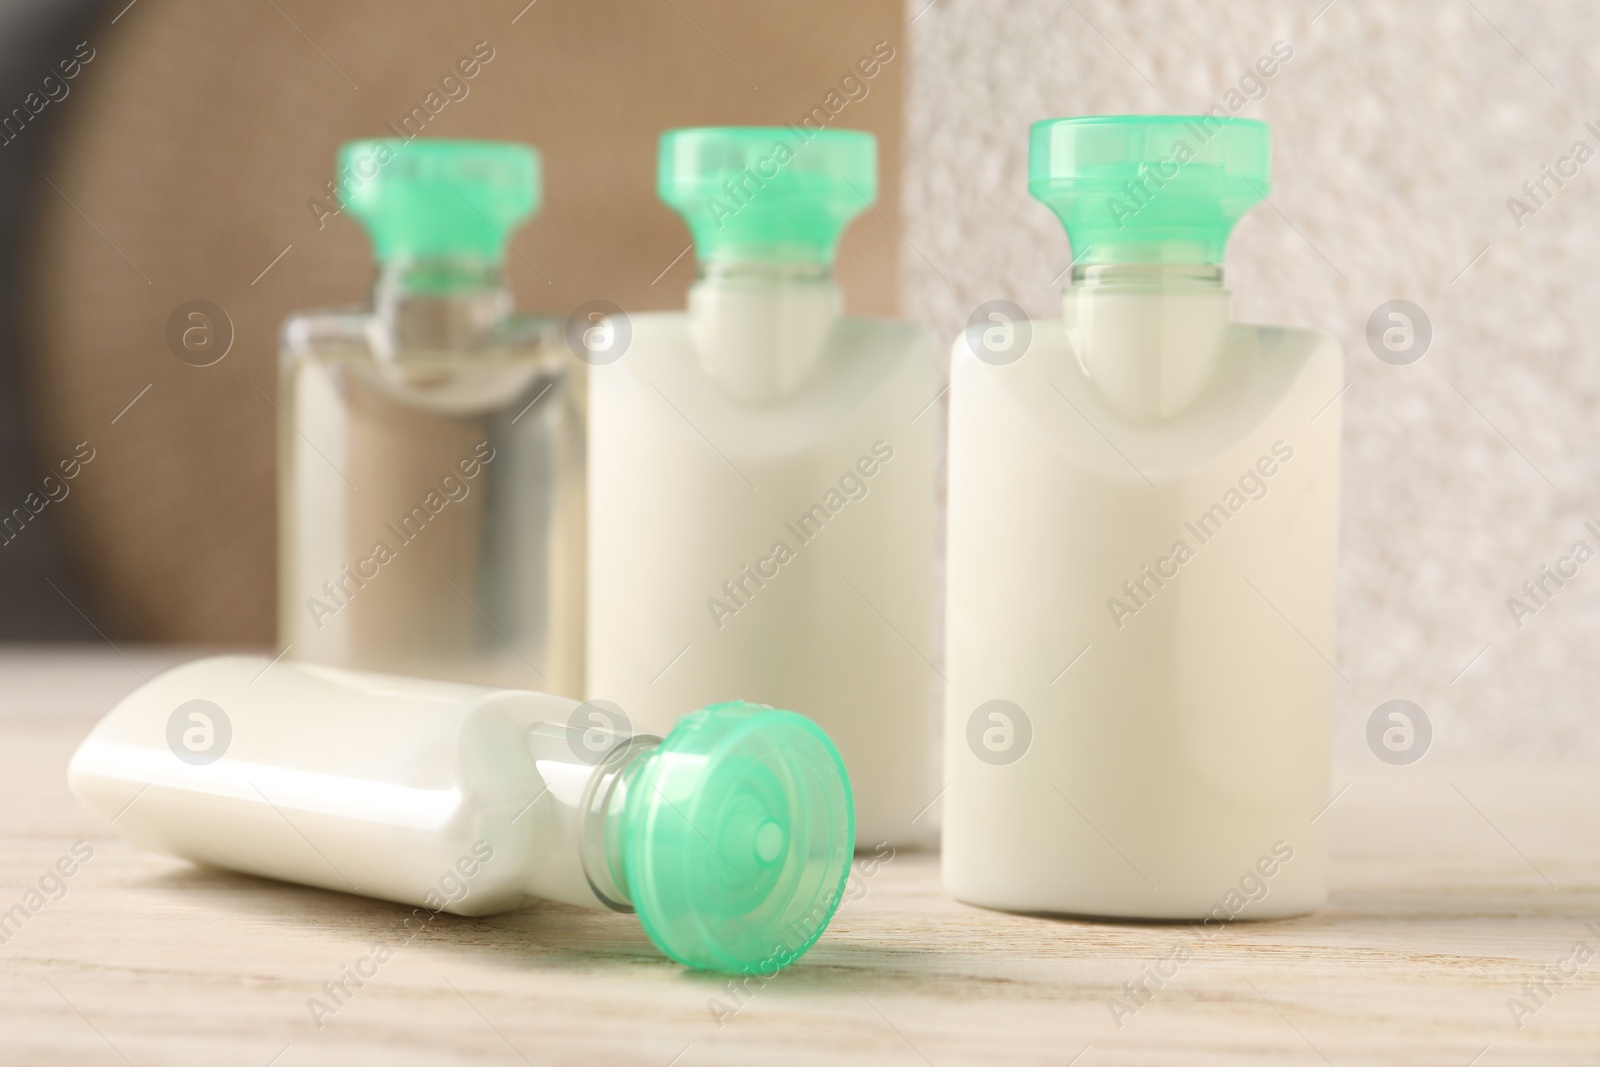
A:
1063;262;1231;422
687;261;841;405
68;656;856;973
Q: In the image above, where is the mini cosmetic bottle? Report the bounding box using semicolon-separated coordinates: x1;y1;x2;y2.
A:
68;656;854;973
586;128;941;846
943;117;1340;918
279;140;583;694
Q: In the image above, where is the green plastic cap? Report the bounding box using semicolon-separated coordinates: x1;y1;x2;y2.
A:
658;126;875;263
1028;116;1270;265
618;701;854;973
339;139;539;262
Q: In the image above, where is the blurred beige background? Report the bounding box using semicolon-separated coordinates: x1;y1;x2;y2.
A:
18;0;1600;765
902;0;1600;764
24;0;906;643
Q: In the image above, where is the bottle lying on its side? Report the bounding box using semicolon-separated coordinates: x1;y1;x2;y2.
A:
69;656;855;974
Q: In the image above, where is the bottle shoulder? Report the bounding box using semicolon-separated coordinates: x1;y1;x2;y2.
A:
280;306;368;363
280;310;575;418
630;309;936;345
949;317;1340;475
621;312;940;385
948;316;1342;364
280;308;560;363
613;313;940;401
593;313;941;457
1242;320;1344;366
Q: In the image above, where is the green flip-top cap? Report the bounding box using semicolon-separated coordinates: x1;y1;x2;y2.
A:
339;138;539;262
614;701;854;973
658;126;875;263
1028;116;1270;265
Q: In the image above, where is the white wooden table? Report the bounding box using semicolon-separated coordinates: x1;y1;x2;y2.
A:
1;648;1596;1065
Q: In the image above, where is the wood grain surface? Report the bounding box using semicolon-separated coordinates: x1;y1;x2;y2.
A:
1;649;1597;1065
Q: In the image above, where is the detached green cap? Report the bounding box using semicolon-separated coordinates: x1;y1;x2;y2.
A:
339;139;539;262
659;126;875;263
1029;116;1270;265
618;701;854;973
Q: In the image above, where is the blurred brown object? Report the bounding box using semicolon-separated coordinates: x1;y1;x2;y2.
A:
25;0;907;643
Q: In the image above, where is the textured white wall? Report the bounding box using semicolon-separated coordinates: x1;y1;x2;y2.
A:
903;0;1600;764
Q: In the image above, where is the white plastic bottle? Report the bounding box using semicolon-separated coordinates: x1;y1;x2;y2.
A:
68;656;854;973
943;117;1341;918
587;128;940;846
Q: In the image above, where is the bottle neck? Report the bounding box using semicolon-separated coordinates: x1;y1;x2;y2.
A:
1062;261;1232;422
577;735;661;912
1070;262;1224;290
697;259;834;286
371;257;511;355
687;258;842;405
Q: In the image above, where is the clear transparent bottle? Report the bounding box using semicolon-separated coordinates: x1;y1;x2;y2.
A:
586;128;941;847
279;140;584;695
944;117;1341;919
